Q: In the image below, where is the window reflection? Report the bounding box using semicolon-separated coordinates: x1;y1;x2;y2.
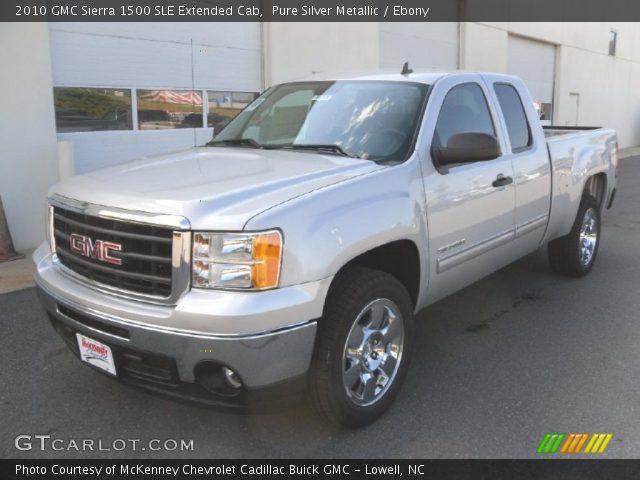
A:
54;88;132;133
213;81;429;161
434;83;495;148
53;88;257;133
609;30;618;56
494;84;532;151
207;91;258;133
137;90;203;130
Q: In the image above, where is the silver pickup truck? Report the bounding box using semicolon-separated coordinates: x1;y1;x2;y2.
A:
34;71;618;427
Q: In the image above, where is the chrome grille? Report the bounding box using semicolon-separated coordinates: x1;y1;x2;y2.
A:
53;206;174;297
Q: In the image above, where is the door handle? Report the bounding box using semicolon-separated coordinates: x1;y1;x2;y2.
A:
492;174;513;188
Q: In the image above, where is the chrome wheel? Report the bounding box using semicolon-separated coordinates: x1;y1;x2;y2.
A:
579;207;598;267
342;298;405;407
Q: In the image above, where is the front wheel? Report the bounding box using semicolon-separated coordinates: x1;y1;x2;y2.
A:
548;195;601;277
309;267;415;428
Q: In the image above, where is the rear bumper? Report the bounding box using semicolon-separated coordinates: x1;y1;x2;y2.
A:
34;243;328;405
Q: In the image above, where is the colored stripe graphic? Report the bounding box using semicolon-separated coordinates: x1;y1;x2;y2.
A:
560;433;575;453
584;433;613;454
537;433;565;454
538;433;613;454
574;433;590;453
560;433;589;453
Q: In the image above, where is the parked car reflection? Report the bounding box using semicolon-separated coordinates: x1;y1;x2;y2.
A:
138;110;174;130
55;107;132;132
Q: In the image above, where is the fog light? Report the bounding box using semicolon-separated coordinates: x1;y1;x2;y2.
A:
195;362;243;397
223;367;242;389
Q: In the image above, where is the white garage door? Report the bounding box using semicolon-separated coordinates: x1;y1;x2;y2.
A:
49;23;262;173
508;35;556;124
379;23;459;71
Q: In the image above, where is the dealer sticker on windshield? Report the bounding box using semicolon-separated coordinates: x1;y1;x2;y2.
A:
76;333;116;376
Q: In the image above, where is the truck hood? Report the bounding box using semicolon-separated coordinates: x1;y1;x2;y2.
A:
51;147;383;230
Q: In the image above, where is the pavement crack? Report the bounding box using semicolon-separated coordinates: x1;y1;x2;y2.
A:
466;290;543;334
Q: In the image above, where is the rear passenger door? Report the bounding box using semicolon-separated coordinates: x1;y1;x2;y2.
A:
486;76;552;251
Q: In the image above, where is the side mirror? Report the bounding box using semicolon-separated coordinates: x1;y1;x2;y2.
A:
433;132;501;166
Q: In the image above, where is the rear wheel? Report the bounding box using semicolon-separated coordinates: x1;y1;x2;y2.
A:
309;267;414;428
548;195;601;277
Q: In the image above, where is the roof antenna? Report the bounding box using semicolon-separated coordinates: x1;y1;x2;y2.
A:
401;62;413;75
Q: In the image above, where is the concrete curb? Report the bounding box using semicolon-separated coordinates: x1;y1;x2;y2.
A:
620;146;640;159
0;249;35;294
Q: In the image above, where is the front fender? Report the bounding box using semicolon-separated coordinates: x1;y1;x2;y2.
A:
244;160;429;302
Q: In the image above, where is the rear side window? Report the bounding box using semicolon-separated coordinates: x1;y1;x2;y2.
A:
494;84;532;152
433;83;496;149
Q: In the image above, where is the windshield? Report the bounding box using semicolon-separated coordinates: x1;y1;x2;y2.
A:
210;81;430;161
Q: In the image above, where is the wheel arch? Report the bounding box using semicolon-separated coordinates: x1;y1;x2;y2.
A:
327;240;421;309
583;172;607;210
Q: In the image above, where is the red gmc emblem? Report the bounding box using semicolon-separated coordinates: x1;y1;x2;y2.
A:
69;233;122;266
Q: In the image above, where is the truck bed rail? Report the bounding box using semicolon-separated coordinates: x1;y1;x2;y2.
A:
543;125;603;138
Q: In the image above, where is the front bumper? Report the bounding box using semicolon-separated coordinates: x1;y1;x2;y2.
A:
34;244;330;405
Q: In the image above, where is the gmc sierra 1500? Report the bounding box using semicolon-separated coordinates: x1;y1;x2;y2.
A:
34;71;617;427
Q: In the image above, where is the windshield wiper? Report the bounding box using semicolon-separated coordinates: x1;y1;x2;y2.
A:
207;138;263;149
265;143;359;159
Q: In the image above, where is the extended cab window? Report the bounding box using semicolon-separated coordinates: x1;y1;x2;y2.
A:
433;83;495;150
494;84;532;152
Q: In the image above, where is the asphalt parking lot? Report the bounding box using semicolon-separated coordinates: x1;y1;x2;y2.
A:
1;156;639;459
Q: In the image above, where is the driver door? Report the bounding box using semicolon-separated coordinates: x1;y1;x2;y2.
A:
421;76;517;303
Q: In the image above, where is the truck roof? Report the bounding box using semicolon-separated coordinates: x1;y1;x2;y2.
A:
294;70;521;86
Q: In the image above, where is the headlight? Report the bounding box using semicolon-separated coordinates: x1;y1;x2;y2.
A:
192;230;282;290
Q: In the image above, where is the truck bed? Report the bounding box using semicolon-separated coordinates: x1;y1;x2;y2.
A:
541;124;617;243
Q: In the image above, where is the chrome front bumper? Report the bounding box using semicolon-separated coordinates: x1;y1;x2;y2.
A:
34;243;329;390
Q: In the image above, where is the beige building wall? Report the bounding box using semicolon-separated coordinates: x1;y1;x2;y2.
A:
0;23;58;251
461;22;640;147
263;22;459;85
262;22;381;85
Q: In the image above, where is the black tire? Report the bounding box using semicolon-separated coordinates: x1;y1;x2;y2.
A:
309;267;415;428
548;195;601;277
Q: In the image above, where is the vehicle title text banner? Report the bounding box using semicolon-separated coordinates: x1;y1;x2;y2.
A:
3;0;640;22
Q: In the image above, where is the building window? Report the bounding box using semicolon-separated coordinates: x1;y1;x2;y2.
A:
53;87;132;133
53;87;257;133
533;102;553;123
609;30;617;56
207;91;258;133
137;90;203;129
